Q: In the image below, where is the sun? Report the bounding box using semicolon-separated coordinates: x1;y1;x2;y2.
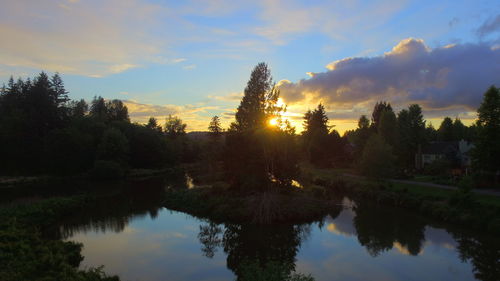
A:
268;118;278;127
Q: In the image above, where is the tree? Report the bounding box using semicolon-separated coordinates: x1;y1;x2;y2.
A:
378;109;397;146
89;96;108;121
146;117;163;133
208;115;223;139
302;104;330;166
165;115;187;138
452;118;467;141
472;86;500;178
233;62;280;131
359;134;395;178
106;99;129;122
438;117;454;141
397;104;426;168
96;127;130;165
225;63;299;189
371;101;393;129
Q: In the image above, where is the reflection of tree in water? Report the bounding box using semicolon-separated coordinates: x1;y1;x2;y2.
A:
199;222;312;280
55;178;170;239
198;222;223;258
353;201;426;257
452;231;500;281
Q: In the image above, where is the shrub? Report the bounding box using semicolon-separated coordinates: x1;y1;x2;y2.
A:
90;160;125;180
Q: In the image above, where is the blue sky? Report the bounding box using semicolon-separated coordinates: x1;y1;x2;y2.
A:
1;0;499;132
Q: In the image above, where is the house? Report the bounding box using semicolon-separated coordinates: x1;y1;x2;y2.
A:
415;140;474;171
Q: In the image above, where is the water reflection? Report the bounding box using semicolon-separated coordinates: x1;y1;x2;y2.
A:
27;176;499;281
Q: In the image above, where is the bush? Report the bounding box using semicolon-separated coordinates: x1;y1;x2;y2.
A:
90;160;125;180
358;134;395;178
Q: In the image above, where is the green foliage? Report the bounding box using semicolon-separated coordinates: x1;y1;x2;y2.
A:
378;108;397;146
0;197;119;281
359;134;395;178
371;101;392;129
96;128;130;165
396;104;426;167
472;86;500;176
90;160;125;180
422;158;451;176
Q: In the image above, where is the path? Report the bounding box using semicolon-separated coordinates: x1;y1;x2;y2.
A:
342;173;500;197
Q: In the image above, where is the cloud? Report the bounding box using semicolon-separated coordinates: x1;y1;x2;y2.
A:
183;64;197;70
477;14;500;38
123;100;229;131
279;38;500;117
208;92;243;102
0;0;169;77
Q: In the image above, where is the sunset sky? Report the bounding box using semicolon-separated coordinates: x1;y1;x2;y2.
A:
1;0;499;133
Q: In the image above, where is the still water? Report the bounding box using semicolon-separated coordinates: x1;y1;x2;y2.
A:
6;177;500;281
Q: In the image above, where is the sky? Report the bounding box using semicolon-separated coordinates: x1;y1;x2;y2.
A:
1;0;499;133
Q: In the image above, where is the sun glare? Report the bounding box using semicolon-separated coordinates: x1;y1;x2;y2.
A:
268;118;278;127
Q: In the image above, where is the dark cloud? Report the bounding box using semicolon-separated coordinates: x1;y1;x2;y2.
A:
279;38;500;113
477;14;500;38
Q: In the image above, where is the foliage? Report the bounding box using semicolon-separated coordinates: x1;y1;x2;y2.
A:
0;73;186;177
396;104;426;168
208;115;223;139
165;115;187;138
472;86;500;178
90;160;125;180
239;260;314;281
359;134;395;178
371;101;392;129
378;107;397;146
225;63;299;190
0;197;119;281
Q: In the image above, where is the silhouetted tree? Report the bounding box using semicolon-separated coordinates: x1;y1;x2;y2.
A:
438;117;454;141
208;115;223;139
165;115;187;139
378;108;397;146
371;101;392;129
225;63;299;189
302;104;331;166
472;86;500;181
396;104;426;168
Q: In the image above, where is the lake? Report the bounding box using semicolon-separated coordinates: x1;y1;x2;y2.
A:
4;177;500;281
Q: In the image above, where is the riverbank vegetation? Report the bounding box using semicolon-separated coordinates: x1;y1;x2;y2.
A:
0;196;119;281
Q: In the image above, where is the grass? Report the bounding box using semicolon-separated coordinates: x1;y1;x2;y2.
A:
301;164;500;234
0;196;119;281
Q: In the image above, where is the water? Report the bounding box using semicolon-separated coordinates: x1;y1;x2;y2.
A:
4;177;500;281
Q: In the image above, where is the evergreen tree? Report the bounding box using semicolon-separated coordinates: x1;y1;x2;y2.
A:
225;63;299;189
208;115;223;139
397;104;426;168
472;86;500;177
438;117;454;141
371;101;392;129
378;108;397;146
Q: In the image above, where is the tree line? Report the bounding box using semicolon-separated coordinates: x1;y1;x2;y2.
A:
0;73;199;178
1;67;498;187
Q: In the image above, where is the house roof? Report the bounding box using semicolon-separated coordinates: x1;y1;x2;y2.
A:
421;141;458;155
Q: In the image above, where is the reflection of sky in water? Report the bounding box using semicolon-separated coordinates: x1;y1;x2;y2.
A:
69;209;234;281
67;205;479;281
296;207;476;281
